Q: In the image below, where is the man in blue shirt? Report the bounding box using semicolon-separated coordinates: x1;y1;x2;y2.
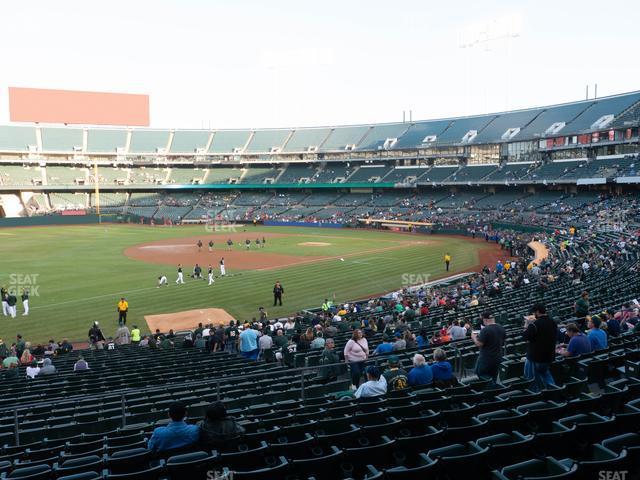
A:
559;323;592;357
373;336;394;356
239;325;260;360
408;353;433;387
587;316;607;351
148;402;199;453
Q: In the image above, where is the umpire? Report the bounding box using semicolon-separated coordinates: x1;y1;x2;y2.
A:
273;281;284;306
117;297;129;325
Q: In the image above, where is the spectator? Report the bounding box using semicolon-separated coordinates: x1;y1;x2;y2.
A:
383;355;409;391
15;335;25;358
587;316;608;351
373;336;394;355
224;321;239;353
471;311;505;386
0;338;9;359
404;330;416;349
194;334;206;349
3;362;19;380
392;332;406;351
212;324;225;352
239;325;260;360
310;331;325;350
38;357;56;376
558;323;591;357
2;352;19;369
316;338;340;383
131;325;141;345
88;322;105;350
408;354;433;386
148;402;199;453
354;365;387;399
115;322;131;345
574;291;590;328
273;329;288;349
159;335;174;350
449;320;467;340
198;401;245;450
58;339;73;354
344;329;369;388
74;357;90;372
523;303;557;392
431;348;455;386
415;329;429;348
258;330;273;353
20;349;34;365
25;360;40;379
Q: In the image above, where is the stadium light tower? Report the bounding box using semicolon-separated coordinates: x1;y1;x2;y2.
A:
458;14;522;112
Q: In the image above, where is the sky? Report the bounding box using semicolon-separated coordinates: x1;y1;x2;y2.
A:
0;0;639;129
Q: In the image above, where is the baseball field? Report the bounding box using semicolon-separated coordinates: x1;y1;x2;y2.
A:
0;224;508;344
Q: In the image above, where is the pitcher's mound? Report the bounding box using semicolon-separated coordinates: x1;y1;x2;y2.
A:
298;242;332;247
145;308;235;332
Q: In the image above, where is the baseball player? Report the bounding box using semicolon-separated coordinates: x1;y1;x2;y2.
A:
208;265;215;285
226;239;233;251
262;236;266;248
1;286;8;316
245;239;251;250
208;240;214;252
21;289;29;316
255;238;261;248
176;264;185;284
219;257;226;276
157;275;168;287
197;240;203;252
6;292;17;318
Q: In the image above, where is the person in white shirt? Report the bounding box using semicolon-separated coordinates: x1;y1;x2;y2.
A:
259;332;273;350
25;361;40;379
354;366;387;399
284;319;296;331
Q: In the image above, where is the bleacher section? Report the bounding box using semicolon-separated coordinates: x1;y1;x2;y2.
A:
40;128;84;152
169;168;207;184
346;165;392;183
357;123;411;151
383;166;430;184
438;115;496;144
484;163;535;182
320;126;370;151
86;129;128;153
205;168;242;184
208;131;251;154
0;126;37;152
128;167;168;185
0;165;42;186
46;166;87;185
282;128;331;152
520;160;586;182
245;130;290;153
446;164;498;183
240;167;280;184
129;130;171;154
276;164;319;184
49;192;88;209
419;166;458;183
169;131;211;154
314;164;353;183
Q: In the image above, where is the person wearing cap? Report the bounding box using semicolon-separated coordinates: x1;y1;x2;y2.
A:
354;365;387;399
392;331;406;351
88;322;105;350
471;311;505;386
558;323;591;357
117;297;129;325
587;316;607;351
408;354;433;387
148;401;199;453
198;401;245;450
115;322;131;345
383;355;409;391
38;357;56;376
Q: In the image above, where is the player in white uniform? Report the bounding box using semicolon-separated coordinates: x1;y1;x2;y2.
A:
176;264;185;284
208;265;215;285
219;258;226;276
157;275;168;287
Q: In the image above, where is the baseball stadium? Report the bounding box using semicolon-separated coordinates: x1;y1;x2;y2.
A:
0;2;640;479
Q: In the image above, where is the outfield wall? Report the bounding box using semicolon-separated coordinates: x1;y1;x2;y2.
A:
263;220;344;228
0;214;106;227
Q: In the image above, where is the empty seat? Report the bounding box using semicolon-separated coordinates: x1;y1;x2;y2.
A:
166;451;217;479
383;453;438;479
54;455;103;476
426;442;490;478
491;456;578;479
6;464;52;480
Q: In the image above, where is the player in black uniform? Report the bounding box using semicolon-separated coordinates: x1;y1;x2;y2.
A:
197;240;203;252
273;281;284;306
208;240;214;252
226;239;233;251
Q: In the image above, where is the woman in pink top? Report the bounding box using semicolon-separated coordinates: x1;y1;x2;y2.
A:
343;329;369;387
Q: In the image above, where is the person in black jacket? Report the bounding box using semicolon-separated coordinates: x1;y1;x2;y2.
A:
523;303;557;391
88;322;106;350
273;281;284;306
198;401;245;450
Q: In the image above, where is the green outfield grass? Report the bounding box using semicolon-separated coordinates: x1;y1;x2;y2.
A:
0;224;490;344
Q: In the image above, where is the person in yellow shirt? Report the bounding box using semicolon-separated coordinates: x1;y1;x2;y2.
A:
131;325;141;345
117;297;129;325
504;261;511;272
444;253;452;272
